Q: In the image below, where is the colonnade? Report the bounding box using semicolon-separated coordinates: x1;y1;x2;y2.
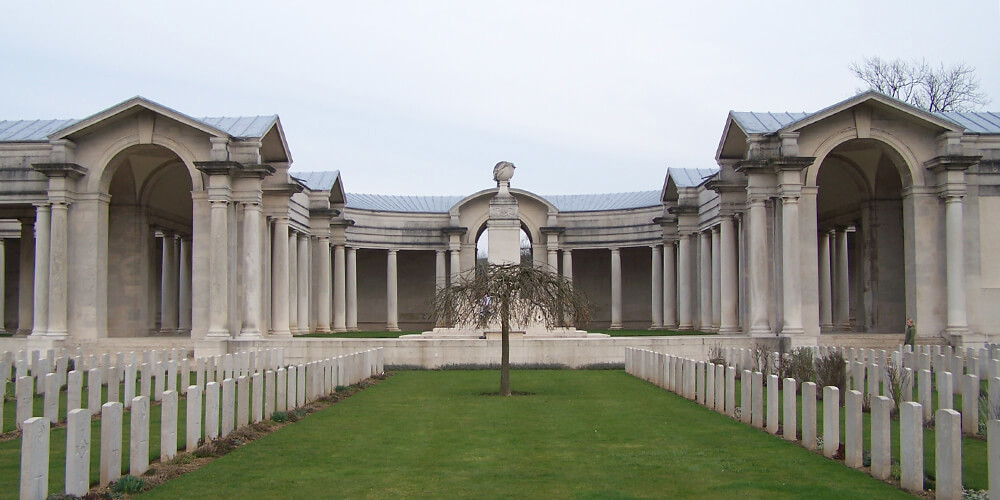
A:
650;215;741;333
816;228;853;331
156;232;192;335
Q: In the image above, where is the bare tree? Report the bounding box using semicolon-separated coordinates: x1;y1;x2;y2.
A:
850;56;989;112
430;263;591;395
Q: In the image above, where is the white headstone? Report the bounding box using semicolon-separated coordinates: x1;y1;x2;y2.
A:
265;370;276;418
935;409;962;500
161;390;177;461
107;366;119;403
19;417;49;500
66;370;82;412
823;386;839;458
725;366;736;417
287;365;297;409
900;401;923;492
186;385;202;451
140;362;151;398
16;375;33;429
989;419;1000;500
100;402;123;487
221;378;235;437
154;361;165;401
782;378;796;441
252;372;263;423
766;374;778;434
963;374;980;435
124;364;136;408
845;390;863;468
130;396;149;476
65;408;91;496
871;395;892;479
276;368;287;413
88;368;102;416
939;371;954;410
751;372;764;429
919;369;933;422
740;370;752;424
205;381;220;440
43;372;59;424
237;376;249;428
297;364;306;406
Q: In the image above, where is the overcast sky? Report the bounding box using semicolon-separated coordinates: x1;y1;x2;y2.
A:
4;1;998;196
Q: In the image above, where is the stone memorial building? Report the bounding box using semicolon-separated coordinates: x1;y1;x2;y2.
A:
0;92;997;348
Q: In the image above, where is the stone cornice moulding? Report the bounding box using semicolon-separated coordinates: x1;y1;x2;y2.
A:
194;160;242;176
32;162;88;179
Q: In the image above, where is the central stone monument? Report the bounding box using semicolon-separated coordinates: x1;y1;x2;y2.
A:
410;162;603;339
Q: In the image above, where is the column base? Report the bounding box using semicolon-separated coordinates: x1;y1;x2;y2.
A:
237;330;263;340
749;326;774;337
45;331;69;341
15;328;31;337
780;327;804;335
718;325;740;334
268;330;293;338
331;328;346;333
205;331;232;339
387;326;400;332
609;324;623;330
649;324;663;331
347;326;359;332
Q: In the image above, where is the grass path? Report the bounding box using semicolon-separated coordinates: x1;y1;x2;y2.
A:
143;370;910;499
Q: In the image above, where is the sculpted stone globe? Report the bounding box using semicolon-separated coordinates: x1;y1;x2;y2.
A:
493;161;515;183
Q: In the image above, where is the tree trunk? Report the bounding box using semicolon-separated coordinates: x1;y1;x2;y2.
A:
500;299;511;396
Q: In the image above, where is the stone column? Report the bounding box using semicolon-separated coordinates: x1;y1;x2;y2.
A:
663;241;677;329
316;237;332;333
650;245;663;329
287;231;298;333
719;216;738;333
178;237;192;333
297;234;309;334
547;247;558;272
332;243;345;332
31;204;50;337
818;230;833;330
780;195;803;335
239;203;262;338
46;201;70;337
944;195;969;334
449;246;461;286
561;249;573;282
386;249;399;331
207;200;230;338
677;234;692;330
346;247;358;331
747;196;770;335
834;228;850;330
160;233;179;334
610;247;622;330
711;225;721;331
269;218;291;337
18;220;34;335
700;230;712;331
435;249;446;290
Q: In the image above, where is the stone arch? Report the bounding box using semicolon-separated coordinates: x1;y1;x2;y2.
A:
90;134;203;194
806;129;923;189
814;137;908;333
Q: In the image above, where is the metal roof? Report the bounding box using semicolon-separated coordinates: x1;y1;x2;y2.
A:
291;171;340;191
198;116;278;138
544;191;661;211
0;119;79;142
344;190;662;213
730;112;809;135
0;115;277;143
346;193;465;213
937;112;1000;134
669;167;718;187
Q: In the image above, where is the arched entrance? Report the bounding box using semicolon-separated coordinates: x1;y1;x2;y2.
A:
105;144;194;337
474;222;533;271
815;138;907;333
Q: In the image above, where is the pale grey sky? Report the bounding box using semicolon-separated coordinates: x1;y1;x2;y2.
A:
4;1;998;196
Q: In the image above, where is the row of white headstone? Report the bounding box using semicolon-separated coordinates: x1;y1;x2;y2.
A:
18;348;383;500
2;348;287;433
625;347;995;500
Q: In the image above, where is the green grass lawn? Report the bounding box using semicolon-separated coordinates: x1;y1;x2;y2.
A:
142;370;909;499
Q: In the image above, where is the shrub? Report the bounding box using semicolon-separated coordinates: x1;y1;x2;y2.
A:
779;347;816;386
111;475;146;494
334;385;347;392
815;351;847;402
271;411;289;423
751;343;773;377
707;344;727;367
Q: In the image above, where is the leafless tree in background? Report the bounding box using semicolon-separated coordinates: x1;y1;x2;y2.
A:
850;56;989;112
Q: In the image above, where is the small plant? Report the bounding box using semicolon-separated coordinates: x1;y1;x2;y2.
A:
779;347;816;388
751;342;772;377
111;475;146;494
334;385;347;392
271;411;289;423
884;361;912;416
707;344;727;367
978;393;1000;436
